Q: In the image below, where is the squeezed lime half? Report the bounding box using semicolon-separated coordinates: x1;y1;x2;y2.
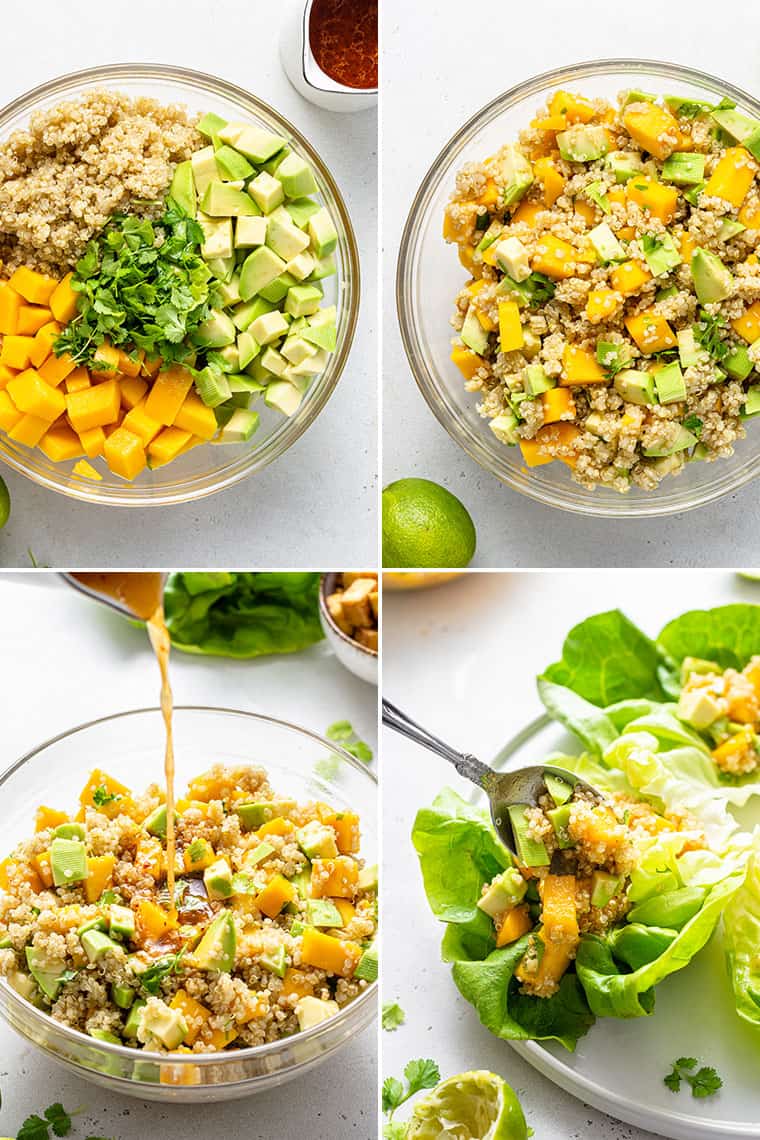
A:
406;1070;528;1140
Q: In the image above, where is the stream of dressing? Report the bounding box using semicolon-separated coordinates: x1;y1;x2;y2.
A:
71;572;177;916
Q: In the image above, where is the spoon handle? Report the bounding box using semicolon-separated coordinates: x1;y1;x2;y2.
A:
382;699;493;789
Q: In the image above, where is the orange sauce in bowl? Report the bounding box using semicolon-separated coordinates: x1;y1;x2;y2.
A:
309;0;378;90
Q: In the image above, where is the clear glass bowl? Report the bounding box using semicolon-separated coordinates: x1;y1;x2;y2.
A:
396;60;760;518
0;707;377;1102
0;64;360;506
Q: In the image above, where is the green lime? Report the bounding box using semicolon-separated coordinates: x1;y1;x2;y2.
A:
407;1070;528;1140
738;571;760;581
0;475;9;529
382;478;476;568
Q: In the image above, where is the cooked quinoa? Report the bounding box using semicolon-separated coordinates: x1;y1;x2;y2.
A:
477;776;705;998
444;87;760;491
0;90;201;276
678;654;760;773
0;764;377;1053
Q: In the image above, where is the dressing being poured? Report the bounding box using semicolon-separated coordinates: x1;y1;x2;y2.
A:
71;572;177;915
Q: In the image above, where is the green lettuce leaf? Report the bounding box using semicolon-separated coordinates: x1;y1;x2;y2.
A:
658;604;760;680
537;679;618;756
723;841;760;1027
542;610;665;706
163;572;323;658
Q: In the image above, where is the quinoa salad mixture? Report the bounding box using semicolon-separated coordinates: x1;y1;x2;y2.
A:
0;764;377;1053
444;87;760;491
477;773;704;998
0;88;341;482
678;653;760;774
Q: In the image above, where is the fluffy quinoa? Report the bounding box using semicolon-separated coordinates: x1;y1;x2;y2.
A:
0;764;377;1054
478;779;705;998
444;88;760;491
0;90;201;276
679;655;760;774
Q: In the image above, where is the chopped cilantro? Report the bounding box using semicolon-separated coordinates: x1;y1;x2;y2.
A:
665;1057;723;1098
92;786;120;808
524;272;556;308
475;211;491;231
683;414;703;437
326;721;374;764
596;340;628;379
382;1059;441;1120
16;1104;73;1140
694;309;729;362
139;947;186;996
382;1001;406;1031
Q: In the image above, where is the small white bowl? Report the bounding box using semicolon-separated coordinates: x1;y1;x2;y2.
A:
280;0;378;113
319;573;378;685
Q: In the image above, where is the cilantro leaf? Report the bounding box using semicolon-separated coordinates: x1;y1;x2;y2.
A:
683;414;703;437
404;1058;440;1097
694;309;729;363
44;1104;72;1137
663;1069;682;1093
327;720;355;742
92;786;119;808
382;1002;406;1031
665;1057;722;1099
383;1123;408;1139
382;1077;405;1114
17;1115;50;1140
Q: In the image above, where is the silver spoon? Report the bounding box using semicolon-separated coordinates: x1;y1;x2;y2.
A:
382;698;603;858
59;572;167;621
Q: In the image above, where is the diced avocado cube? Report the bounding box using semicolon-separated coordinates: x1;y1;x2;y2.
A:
265;381;303;417
684;182;706;207
305;899;344;928
290;867;312;901
258;271;298;304
232;296;274;331
547;804;574;849
284;285;323;319
614;368;656;405
297;821;338;860
201;181;258;218
218;123;287;164
622;88;657;105
354;944;379;983
719;218;746;242
476;219;503;253
590;871;623;909
78;916;108;936
248;171;285;214
476;868;528;917
80;929;122;964
497;145;533;207
235;215;268;249
642;233;681;277
191;146;219;195
285;251;316;282
596;340;628;374
523;363;555;396
710;108;760;160
724;343;753;380
653;361;687;404
123;997;147;1037
260;145;292;175
215;273;242;307
51;837;88;887
677;327;710;369
205;250;236;281
260;347;288;378
544;773;573;806
656;285;678;302
237;330;260;370
691;248;734;304
489;410;520;445
677;686;723;729
286;348;327;381
219;408;260;443
557;124;610;163
112;983;136;1010
281;336;318;366
141;998;188;1050
169;160;196;217
236;801;275;829
227;373;264;395
214;145;254;182
198;214;234;261
239;246;288;301
144;804;167;839
89;1028;121;1044
276;153;319;198
665;95;712;117
307;207;338;257
643;423;698;457
303;307;337;352
25;946;68;1002
295;995;339;1032
242;842;276;870
286;198;321;229
193;308;237;349
459;308;489;357
204;857;234;900
605;150;644;183
190;911;236;972
307;253;337;281
249;310;290;346
195;367;232;408
507;805;550;867
198;112;228;140
588;222;625;263
744;385;760;416
661;152;706;186
357;864;378;892
53;822;86;841
260;945;288;978
267;216;311;262
109;905;135;942
492;236;531;282
680;656;720;683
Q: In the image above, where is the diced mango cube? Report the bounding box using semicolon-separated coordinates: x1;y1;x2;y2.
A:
534;157;566;206
704;147;757;208
622;102;680;160
116;348;144;378
0;390;22;432
66;379;121;432
104;427;147;481
9;267;58;306
574;199;597;226
173;392;218;440
451;344;483;380
519;422;581;468
90;342;120;379
8;414;51;447
65;366;90;394
626;179;679;224
549;90;596;124
586;288;620;323
121;400;162;446
16;306;51;336
0;335;35;370
0;283;21;335
148;425;192;465
542;387;575;424
72;459;102;480
29;321;62;369
78;426;106;458
300;928;362;978
38;352;76;387
0;364;17;391
49;273;79;324
498;300;524;352
511;200;543;227
144;364;195;424
531;233;577;279
732;301;760;343
39;424;84;462
561;345;606;385
119;375;148;409
625;310;677;354
610;260;652;296
7;369;66;420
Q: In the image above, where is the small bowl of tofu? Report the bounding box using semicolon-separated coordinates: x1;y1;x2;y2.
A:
320;571;378;685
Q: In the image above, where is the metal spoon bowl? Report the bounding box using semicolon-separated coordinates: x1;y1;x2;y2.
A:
60;572;167;622
382;698;603;858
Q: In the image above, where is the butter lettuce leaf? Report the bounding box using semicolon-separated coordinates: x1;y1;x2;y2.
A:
658;604;760;679
542;610;665;706
723;841;760;1028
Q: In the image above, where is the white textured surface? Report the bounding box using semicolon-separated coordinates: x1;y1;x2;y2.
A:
382;570;759;1139
0;572;377;1137
382;0;760;567
0;0;377;568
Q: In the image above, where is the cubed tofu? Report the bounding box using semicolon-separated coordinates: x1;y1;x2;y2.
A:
340;578;376;628
355;628;378;652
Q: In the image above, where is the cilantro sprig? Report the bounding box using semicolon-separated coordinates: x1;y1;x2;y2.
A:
382;1001;406;1031
694;309;730;363
664;1057;723;1098
326;720;373;763
683;414;704;437
92;786;120;808
382;1058;441;1123
54;203;212;369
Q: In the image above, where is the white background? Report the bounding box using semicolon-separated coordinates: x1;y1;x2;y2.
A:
383;569;760;1139
0;572;378;1139
382;0;760;567
0;0;377;568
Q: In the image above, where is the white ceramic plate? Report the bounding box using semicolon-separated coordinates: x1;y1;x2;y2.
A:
489;715;760;1140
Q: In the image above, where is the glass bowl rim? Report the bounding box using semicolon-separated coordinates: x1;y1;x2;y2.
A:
0;704;377;1069
0;62;360;507
396;57;760;519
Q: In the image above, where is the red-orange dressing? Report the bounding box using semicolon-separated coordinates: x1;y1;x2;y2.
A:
309;0;378;90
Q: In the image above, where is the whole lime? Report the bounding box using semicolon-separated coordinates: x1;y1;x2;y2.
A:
382;478;476;568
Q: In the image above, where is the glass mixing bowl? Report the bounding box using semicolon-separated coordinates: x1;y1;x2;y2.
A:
0;707;377;1102
397;60;760;518
0;64;360;506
